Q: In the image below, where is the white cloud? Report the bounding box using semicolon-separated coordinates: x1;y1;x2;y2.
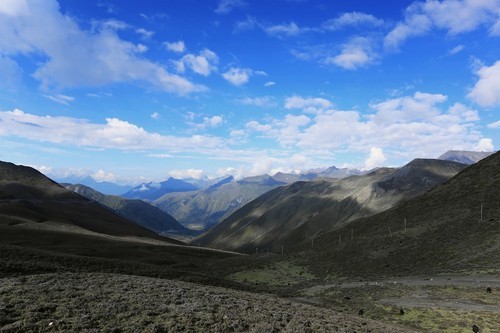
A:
215;0;246;14
222;67;265;86
43;94;75;105
135;28;154;39
364;147;386;170
325;37;376;70
475;138;494;151
285;96;332;113
164;40;186;53
0;0;203;95
204;115;223;127
0;0;29;16
468;60;500;107
169;169;205;179
238;96;276;107
150;112;161;120
92;169;117;182
487;120;500;128
384;0;500;50
247;92;485;161
0;108;224;151
448;44;465;55
264;22;309;37
178;49;219;76
323;12;384;30
264;81;276;87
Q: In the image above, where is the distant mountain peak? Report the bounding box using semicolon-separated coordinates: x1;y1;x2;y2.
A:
438;150;495;165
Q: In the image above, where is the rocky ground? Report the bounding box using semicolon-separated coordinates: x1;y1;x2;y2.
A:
0;273;420;333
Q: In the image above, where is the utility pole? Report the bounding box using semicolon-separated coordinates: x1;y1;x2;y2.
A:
388;226;393;238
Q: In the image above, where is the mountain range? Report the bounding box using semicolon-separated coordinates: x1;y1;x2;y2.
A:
0;161;184;258
438;150;495;165
122;177;199;201
63;183;186;234
195;158;468;252
295;150;500;277
54;175;133;195
153;175;287;230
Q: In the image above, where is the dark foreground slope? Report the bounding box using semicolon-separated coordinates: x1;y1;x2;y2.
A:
294;151;500;278
0;273;419;333
64;183;186;234
197;159;466;252
0;160;242;279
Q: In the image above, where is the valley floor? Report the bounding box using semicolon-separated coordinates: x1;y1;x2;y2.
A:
0;272;420;333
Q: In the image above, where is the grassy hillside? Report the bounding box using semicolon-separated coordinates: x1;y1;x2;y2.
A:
154;175;286;230
196;159;466;252
289;151;500;278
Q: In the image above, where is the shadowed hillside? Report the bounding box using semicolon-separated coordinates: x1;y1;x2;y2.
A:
291;151;500;278
0;161;187;254
64;183;186;234
196;159;467;252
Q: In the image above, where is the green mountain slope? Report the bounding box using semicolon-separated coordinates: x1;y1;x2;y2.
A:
154;175;286;230
294;150;500;278
196;159;467;252
64;184;186;234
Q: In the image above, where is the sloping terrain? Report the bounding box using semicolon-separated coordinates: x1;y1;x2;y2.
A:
64;183;186;234
290;151;500;278
196;159;467;252
0;161;189;258
154;175;286;230
0;272;420;333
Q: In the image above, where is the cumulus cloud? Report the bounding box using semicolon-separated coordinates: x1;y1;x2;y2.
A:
168;169;205;179
468;60;500;107
164;40;186;53
285;96;332;113
92;169;117;182
215;0;246;14
264;22;310;37
150;112;161;120
0;108;223;151
0;0;203;95
323;12;384;30
475;138;494;151
364;147;386;170
247;92;485;162
222;67;266;86
264;81;276;87
324;37;376;70
385;0;500;50
176;49;218;76
135;28;154;39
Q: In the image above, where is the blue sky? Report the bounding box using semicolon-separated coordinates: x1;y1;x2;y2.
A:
1;0;499;184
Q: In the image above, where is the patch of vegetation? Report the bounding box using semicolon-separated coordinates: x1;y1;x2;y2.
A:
314;283;499;333
228;261;314;286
